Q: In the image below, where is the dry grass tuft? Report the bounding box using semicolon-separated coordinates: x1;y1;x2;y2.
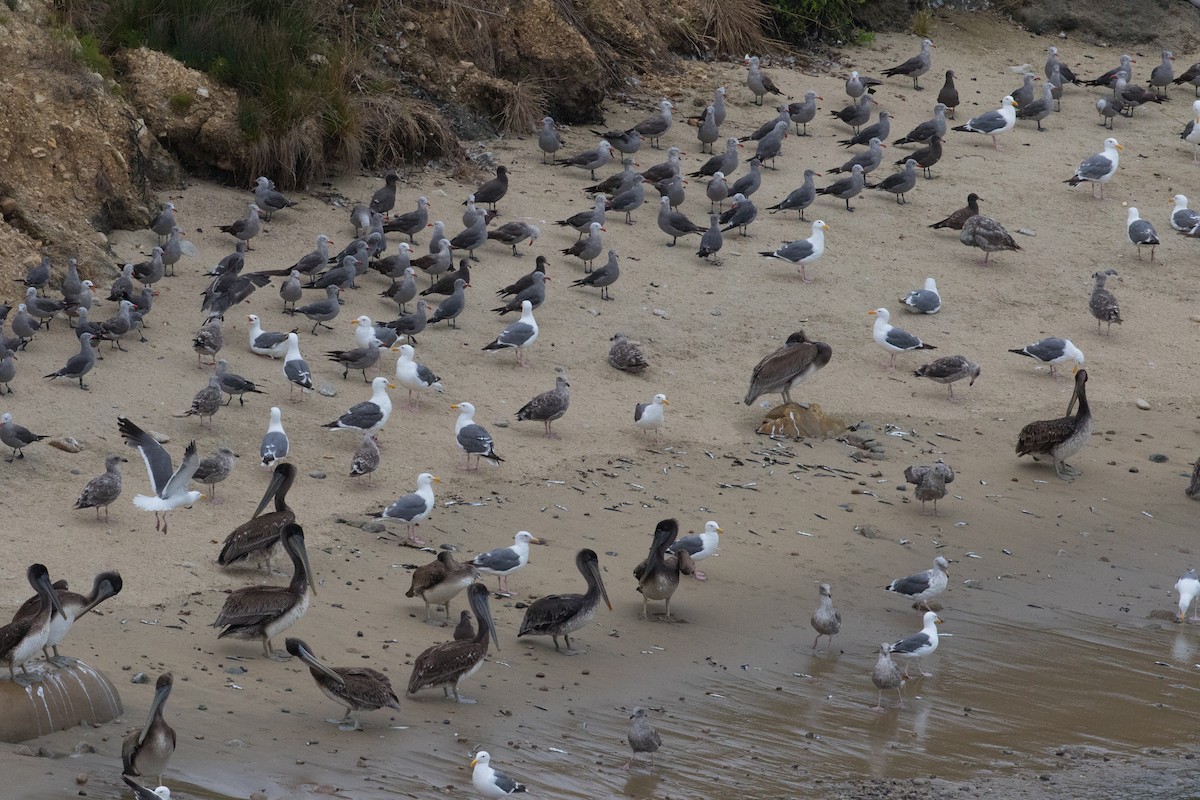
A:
703;0;770;57
910;8;932;36
495;79;548;136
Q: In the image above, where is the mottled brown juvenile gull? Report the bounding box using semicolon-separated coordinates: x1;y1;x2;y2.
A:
453;402;504;469
760;219;828;282
959;215;1021;265
624;707;662;768
951;95;1017;150
810;583;841;649
743;330;832;406
516;372;570;437
74;453;126;520
929;192;981;230
905;461;954;515
914;355;979;400
185;374;223;427
558;140;614;180
349;433;380;483
44;332;97;390
872;644;906;711
609;333;648;373
870;307;934;371
322;376;394;436
883;38;934;90
194;447;235;502
745;55;783;105
1126;207;1160;261
193;313;223;367
1064;137;1122;199
571;249;619;299
218;203;262;246
253;176;298;221
482;300;538;366
886;557;949;611
1089;270;1122;334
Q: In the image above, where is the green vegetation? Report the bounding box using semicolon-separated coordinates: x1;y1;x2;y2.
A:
911;8;932;36
77;32;114;77
168;91;194;112
767;0;867;43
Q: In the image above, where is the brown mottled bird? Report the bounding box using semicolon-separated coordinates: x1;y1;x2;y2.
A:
929;193;982;230
810;583;841;649
1089;269;1122;335
959;214;1021;265
904;461;955;515
624;706;663;768
608;333;649;373
516;372;570;437
913;355;980;400
1015;369;1093;481
744;331;832;407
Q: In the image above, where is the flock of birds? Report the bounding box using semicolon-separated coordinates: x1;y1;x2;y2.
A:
4;28;1200;799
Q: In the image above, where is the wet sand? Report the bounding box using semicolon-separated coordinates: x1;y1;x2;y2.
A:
4;10;1200;798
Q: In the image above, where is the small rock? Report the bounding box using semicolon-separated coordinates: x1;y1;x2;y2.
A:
1015;228;1036;237
75;773;88;785
653;308;668;318
196;86;210;99
13;746;34;757
225;739;248;748
1136;399;1151;410
318;383;337;398
361;521;386;534
130;672;149;684
854;524;882;540
1149;454;1168;463
308;471;326;479
225;666;247;675
148;431;170;444
37;747;58;758
493;420;509;428
73;742;97;755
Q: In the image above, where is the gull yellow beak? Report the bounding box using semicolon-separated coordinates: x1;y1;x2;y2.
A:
716;527;725;533
387;383;396;389
352;320;360;325
821;222;830;232
662;399;670;406
1116;142;1125;151
451;404;460;410
868;309;878;316
470;757;479;768
934;616;943;624
433;476;442;483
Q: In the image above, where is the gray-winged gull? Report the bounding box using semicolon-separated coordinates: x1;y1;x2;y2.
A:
631;99;674;148
470;751;527;797
482;300;538;366
590;126;642;155
557;195;607;238
218;203;262;246
869;158;918;204
828;138;884;176
557;140;614;180
0;412;46;461
369;172;400;217
689;138;739;179
469;166;508;211
634;393;667;436
1016;82;1055;131
1064;137;1122;199
889;610;942;678
253;176;298;221
260;406;289;467
1011;72;1036;107
893;103;947;146
1172;194;1200;231
951;95;1017;150
427;277;468;328
882;38;933;90
117;416;201;533
1126;206;1160;261
815;164;865;212
666;520;722;580
516;373;570;437
845;70;881;99
246;315;290;359
759;220;828;282
810;583;841;649
905;462;955;515
766;169;819;220
452;401;504;469
44;332;97;390
831;94;873;132
870;307;935;371
286;284;342;335
215;359;265;405
383;196;430;242
1008;337;1084;378
657;196;706;246
1177;569;1200;622
744;56;782;105
788;90;821;135
473;530;543;594
914;355;980;400
375;471;439;545
697;213;723;259
720;192;758;235
149;202;176;244
538;116;564;163
394;343;443;409
282;332;314;400
571;249;619;299
696;104;718;152
491;270;545;314
487;221;540;257
886;556;949;610
74;453;126;521
322;376;394;436
900;277;941;314
0;345;14;394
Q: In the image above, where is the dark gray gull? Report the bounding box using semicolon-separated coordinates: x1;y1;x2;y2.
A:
1016;82;1054;131
899;277;941;314
561;221;605;269
609;175;646;224
44;332;97;390
583;158;637;196
10;303;37;348
1008;336;1084;378
383;298;429;344
831;93;873;132
472;530;541;592
246;314;291;358
810;583;841;650
759;219;828;282
937;69;959;118
286;285;342;334
951;96;1017;150
745;55;783;105
590;126;642;155
719;193;757;235
385;266;419;312
815;164;865;212
1150;49;1175;92
743;330;832;406
557;195;608;239
108;263;135;301
253;176;298;221
1126;206;1160;261
325;340;383;382
705;172;729;211
1083;53;1134;88
426;221;446;255
914;355;980;400
905;462;955;515
149;202;176;245
767;169;819;220
868;158;918;204
260;406;289;466
60;258;82;302
696;104;718;152
516;372;570;437
427;278;468;328
350;433;380;483
369;172;400;217
959;215;1021;265
0;412;47;461
886;556;949;610
1174;62;1200;96
828;137;884;176
625;707;663;769
498;256;548;298
160;227;185;276
290;234;333;283
215;359;265;405
282;332;314;400
423;260;470;298
1045;46;1080;84
889;611;942;678
1089;269;1122;335
882;38;934;89
1048;65;1067;111
697;213;723;260
307;254;355;290
1010;72;1036;107
630;99;674;148
17;255;50;295
0;345;14;394
788;90;821;135
538;116;564;163
903;134;943;179
116;415;201;532
468;165;508;211
845;70;881;99
641;146;683;184
1172;194;1200;231
23;287;63;328
929;192;982;230
452;401;504;469
609;333;648;373
99;299;137;350
411;238;453;282
728;159;763;198
840;109;891;148
193;447;236;502
449;215;488;262
571;248;619;300
393;343;443;409
656;197;705;246
1113;75;1166;112
218;203;262;246
689;137;739;179
383;196;430;242
655;173;685;210
870;307;934;370
131;246;164;287
740;106;789;142
492;270;546;314
558;140;614;180
184;374;223;427
279;269;302;311
487;221;540;256
322;376;394;436
872;643;905;711
482;300;538;366
74;453;126;521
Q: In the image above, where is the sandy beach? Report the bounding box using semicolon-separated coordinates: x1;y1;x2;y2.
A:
4;10;1200;799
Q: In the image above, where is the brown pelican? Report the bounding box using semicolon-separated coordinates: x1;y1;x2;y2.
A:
453;610;475;641
284;637;401;731
0;564;65;684
1016;368;1093;480
406;551;477;622
213;523;315;659
12;570;122;665
122;672;176;786
517;548;611;654
407;583;498;703
742;331;832;407
217;462;296;572
633;519;694;620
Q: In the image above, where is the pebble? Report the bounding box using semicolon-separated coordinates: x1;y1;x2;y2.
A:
318;383;337;397
148;431;170;444
1136;398;1151;410
361;521;386;534
75;773;88;785
309;471;326;479
73;742;97;754
854;524;882;539
653;308;669;319
1149;454;1168;463
1015;228;1037;237
225;665;248;674
130;672;149;684
494;420;509;428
